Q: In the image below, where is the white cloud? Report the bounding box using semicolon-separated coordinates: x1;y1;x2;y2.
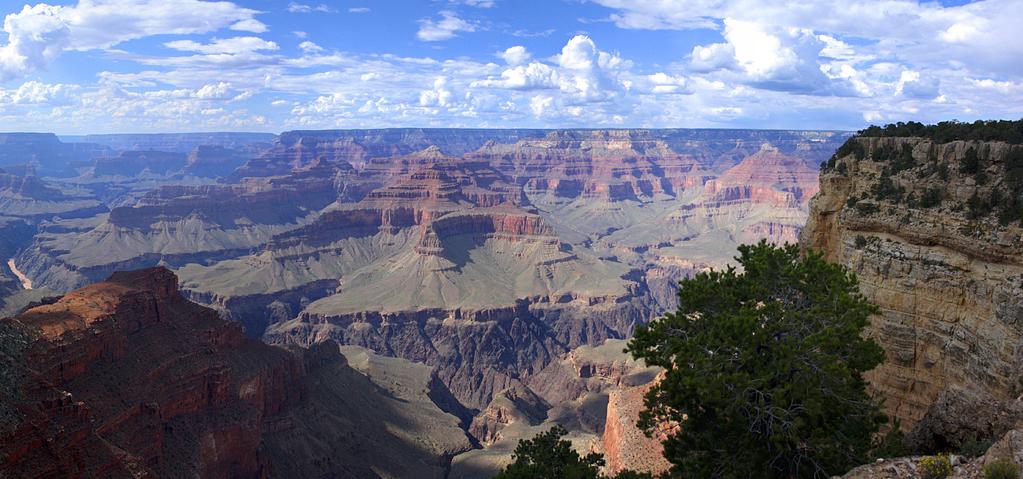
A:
689;42;735;72
348;7;371;14
164;37;279;55
647;73;688;94
298;41;323;53
896;70;939;99
529;95;553;116
195;82;232;99
461;0;495;7
501;46;530;66
419;77;453;107
417;11;476;41
0;0;264;82
472;62;559;89
230;19;267;33
0;4;70;82
287;3;336;13
0;81;78;104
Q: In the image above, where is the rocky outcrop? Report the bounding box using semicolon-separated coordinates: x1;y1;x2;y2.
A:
469;385;549;446
602;379;673;476
801;136;1023;449
842;423;1023;478
0;267;471;478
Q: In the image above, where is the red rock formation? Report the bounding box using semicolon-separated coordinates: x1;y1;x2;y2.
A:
0;267;469;478
703;144;820;208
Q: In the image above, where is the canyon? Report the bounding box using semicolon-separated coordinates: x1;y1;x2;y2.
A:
0;127;847;476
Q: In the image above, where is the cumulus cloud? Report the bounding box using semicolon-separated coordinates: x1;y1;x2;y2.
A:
647;73;688;94
473;35;632;104
298;41;324;53
501;46;531;66
419;77;453;107
195;82;232;99
417;11;476;41
0;80;78;104
689;42;735;72
472;62;558;89
529;95;553;116
0;0;263;81
0;5;70;82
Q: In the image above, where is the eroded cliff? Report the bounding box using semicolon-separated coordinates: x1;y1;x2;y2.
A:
801;135;1023;449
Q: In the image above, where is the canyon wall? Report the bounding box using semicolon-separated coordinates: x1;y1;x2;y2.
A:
802;136;1023;449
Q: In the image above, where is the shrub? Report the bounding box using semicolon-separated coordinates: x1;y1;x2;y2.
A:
873;174;906;203
919;454;953;479
891;146;916;172
836;138;867;161
855;235;868;249
938;163;950;181
856;202;880;215
960;438;994;458
967;191;995;218
984;458;1021;479
858;119;1023;144
961;147;981;174
919;188;943;208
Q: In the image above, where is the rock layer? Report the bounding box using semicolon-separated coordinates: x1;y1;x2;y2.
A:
801;136;1023;448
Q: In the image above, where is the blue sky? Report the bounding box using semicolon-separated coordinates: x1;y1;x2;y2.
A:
0;0;1020;133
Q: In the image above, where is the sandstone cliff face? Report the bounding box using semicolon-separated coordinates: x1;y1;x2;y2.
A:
0;267;471;478
801;136;1023;449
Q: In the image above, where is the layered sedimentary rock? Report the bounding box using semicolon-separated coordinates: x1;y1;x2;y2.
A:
90;150;188;177
0;133;101;177
0;168;105;219
801;136;1023;449
183;145;254;178
468;130;710;203
0;267;470;478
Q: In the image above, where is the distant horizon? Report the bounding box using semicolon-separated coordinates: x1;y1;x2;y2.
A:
55;126;859;136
